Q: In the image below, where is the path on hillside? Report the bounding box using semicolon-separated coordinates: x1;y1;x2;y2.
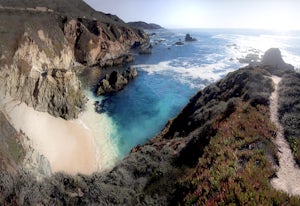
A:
270;76;300;196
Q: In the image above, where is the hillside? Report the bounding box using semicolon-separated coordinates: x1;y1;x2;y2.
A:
0;0;125;24
127;21;163;30
1;49;300;205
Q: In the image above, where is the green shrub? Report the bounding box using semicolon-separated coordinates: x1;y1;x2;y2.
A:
278;72;300;165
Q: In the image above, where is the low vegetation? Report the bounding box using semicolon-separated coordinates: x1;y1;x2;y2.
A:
176;103;300;205
278;71;300;165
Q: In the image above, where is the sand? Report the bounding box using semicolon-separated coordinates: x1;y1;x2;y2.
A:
1;93;117;175
270;76;300;196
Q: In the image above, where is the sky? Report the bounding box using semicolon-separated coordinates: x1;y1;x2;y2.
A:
83;0;300;30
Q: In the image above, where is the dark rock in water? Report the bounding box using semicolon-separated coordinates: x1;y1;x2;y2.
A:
94;99;110;113
96;67;138;95
139;49;152;55
133;41;152;54
174;41;184;46
261;48;294;70
185;33;197;42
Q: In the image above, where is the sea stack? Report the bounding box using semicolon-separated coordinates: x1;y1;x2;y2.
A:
185;33;197;42
261;48;294;70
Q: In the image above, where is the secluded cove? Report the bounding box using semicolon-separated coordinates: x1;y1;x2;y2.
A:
0;93;119;175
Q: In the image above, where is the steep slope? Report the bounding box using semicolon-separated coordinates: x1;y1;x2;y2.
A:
0;111;25;173
0;1;149;119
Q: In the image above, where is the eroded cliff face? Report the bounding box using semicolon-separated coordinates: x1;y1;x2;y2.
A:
0;10;148;119
64;18;148;66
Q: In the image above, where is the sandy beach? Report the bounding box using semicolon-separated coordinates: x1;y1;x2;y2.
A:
1;96;101;175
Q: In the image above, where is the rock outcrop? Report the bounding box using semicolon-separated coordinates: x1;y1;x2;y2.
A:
64;17;149;66
261;48;294;70
185;33;197;42
96;67;138;95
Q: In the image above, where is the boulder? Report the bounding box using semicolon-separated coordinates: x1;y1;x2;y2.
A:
97;67;138;95
138;43;152;55
123;67;138;80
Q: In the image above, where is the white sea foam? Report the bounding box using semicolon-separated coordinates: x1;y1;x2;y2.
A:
81;91;120;172
136;60;236;89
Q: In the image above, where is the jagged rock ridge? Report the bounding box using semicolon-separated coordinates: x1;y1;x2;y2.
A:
128;21;163;30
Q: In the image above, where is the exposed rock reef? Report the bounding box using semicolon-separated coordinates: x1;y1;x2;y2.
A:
1;49;300;205
127;21;163;30
0;0;149;119
96;67;138;95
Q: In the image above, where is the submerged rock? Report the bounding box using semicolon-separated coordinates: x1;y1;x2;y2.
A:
174;41;184;46
96;67;138;95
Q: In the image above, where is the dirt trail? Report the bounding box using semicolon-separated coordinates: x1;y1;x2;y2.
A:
270;76;300;196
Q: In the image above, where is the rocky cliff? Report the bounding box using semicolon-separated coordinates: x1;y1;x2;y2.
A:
0;0;149;119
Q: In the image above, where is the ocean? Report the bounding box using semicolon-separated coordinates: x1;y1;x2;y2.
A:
81;29;300;168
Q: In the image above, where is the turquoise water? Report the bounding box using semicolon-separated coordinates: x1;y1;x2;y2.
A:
84;29;300;159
